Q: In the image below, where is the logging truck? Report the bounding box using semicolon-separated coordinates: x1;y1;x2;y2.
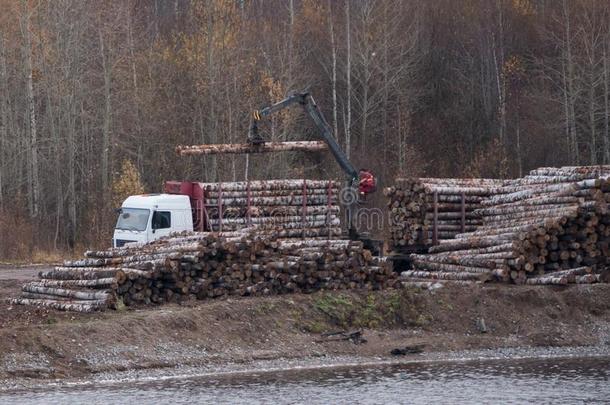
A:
114;92;379;250
113;179;342;248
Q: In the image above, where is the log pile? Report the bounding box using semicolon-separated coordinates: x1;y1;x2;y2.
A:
200;179;341;235
384;178;505;252
401;166;610;286
11;228;396;312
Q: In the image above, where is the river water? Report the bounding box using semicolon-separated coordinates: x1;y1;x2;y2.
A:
2;356;609;404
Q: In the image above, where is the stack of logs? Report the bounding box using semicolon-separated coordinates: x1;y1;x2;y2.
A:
400;166;610;286
384;178;505;251
201;179;341;237
11;229;395;312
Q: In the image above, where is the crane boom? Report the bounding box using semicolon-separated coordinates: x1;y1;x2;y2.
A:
251;92;359;184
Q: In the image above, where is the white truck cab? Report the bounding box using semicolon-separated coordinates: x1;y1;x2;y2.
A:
113;194;194;248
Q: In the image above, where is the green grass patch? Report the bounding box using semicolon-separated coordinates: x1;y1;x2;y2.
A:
307;289;427;331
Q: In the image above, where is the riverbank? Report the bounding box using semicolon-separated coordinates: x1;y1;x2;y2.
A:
1;277;609;390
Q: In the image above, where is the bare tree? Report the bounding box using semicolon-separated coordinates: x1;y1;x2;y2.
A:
20;0;40;218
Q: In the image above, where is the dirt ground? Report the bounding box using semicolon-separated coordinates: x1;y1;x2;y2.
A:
0;264;52;281
0;264;609;384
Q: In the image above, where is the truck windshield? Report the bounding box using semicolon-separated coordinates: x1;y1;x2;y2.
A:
115;208;150;231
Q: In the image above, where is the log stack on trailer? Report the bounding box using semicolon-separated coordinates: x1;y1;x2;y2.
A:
200;179;341;235
400;166;610;286
11;228;394;312
384;178;505;252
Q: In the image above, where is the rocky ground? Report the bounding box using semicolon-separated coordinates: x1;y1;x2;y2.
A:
0;265;609;390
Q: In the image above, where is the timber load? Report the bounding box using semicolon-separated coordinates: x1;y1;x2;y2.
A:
200;179;341;234
384;178;505;252
176;141;327;156
401;166;610;286
11;228;395;313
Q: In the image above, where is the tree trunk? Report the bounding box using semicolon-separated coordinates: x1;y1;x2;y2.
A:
21;0;40;218
564;0;580;163
344;0;351;159
602;43;610;165
0;33;7;208
328;0;339;141
98;22;112;192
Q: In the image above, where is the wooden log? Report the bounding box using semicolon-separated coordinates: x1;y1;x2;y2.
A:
400;280;478;289
425;211;480;220
422;185;502;196
429;236;513;253
9;298;107;312
63;258;105;267
412;177;505;185
400;270;489;281
22;284;113;301
433;242;518;256
20;292;102;301
210;219;340;231
575;274;601;284
525;275;568;285
201;179;338;192
205;195;336;207
32;278;118;288
547;266;592;278
40;268;126;281
481;207;578;223
208;214;332;226
205;188;337;198
220;205;340;217
410;260;497;273
411;254;500;269
528;166;610;177
277;239;353;249
477;202;582;216
485;180;599;206
260;227;342;238
85;242;206;258
176;141;328;155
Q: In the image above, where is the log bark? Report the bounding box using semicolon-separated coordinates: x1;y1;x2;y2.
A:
429;236;514;253
400;270;489;281
525;275;568;285
9;298;107;312
40;268;126;281
205;195;336;207
409;260;496;273
176;141;328;155
401;280;477;288
411;254;500;269
575;274;601;283
201;179;338;192
205;188;337;198
22;283;113;301
32;278;118;288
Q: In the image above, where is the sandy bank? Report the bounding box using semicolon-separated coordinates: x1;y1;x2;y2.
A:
0;280;608;387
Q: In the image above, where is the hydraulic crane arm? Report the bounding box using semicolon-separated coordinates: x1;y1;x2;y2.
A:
250;92;360;185
250;91;379;249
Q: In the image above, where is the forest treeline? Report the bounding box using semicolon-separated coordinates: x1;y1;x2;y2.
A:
0;0;609;256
